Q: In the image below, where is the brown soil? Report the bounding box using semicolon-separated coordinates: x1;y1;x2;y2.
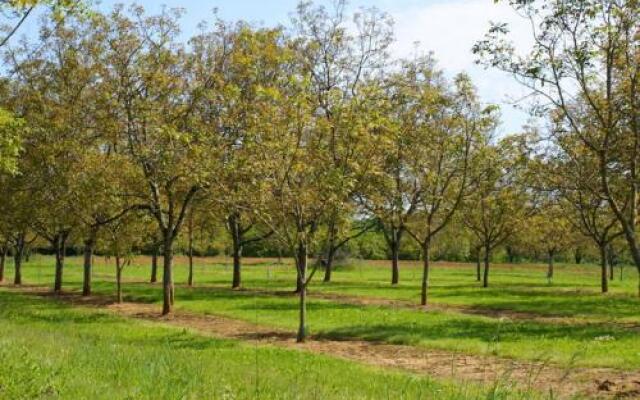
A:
7;286;640;400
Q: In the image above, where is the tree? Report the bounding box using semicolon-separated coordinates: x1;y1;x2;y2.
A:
254;52;346;341
0;171;37;285
5;12;99;293
189;23;282;289
545;139;622;292
292;0;393;283
475;0;640;295
396;69;491;306
102;213;144;303
463;136;530;288
526;205;573;284
100;6;211;314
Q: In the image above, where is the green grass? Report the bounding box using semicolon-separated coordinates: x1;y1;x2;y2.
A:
4;255;640;370
0;290;534;400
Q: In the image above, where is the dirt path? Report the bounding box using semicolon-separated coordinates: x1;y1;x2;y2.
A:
9;287;640;400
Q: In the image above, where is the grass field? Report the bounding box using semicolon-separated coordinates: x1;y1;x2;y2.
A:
1;255;639;399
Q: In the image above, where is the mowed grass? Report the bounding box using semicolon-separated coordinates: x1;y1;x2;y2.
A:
4;255;640;369
0;290;535;400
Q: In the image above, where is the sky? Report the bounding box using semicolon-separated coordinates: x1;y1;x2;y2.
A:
16;0;536;135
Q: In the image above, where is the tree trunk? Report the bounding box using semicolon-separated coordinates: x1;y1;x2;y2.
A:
229;214;242;289
421;240;431;306
386;226;403;285
187;212;195;287
547;251;554;284
323;222;338;283
150;243;158;283
475;246;482;282
232;244;242;289
116;256;123;304
162;235;174;315
53;235;66;294
483;243;490;288
13;239;24;285
296;240;307;343
609;261;615;281
295;259;303;293
0;246;6;283
82;232;96;296
323;247;336;283
574;247;583;264
391;242;399;285
187;251;194;287
607;244;615;281
600;244;609;293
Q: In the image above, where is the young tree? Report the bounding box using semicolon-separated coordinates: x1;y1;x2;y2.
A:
0;171;37;285
254;50;347;341
463;136;530;288
189;23;282;289
5;13;99;293
475;0;640;295
545;140;622;292
291;1;393;282
527;206;573;284
399;70;491;306
102;213;144;304
100;6;210;314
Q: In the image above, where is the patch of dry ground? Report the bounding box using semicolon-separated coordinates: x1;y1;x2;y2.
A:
7;286;640;400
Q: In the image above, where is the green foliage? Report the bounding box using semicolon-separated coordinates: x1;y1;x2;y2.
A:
0;107;23;174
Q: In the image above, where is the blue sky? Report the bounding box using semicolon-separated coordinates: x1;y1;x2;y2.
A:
16;0;535;135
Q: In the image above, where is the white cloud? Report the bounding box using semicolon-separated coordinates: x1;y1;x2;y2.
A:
389;0;536;135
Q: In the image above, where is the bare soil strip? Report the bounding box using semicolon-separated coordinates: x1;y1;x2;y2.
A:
5;286;640;399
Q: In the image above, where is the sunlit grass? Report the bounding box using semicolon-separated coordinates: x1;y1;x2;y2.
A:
5;255;640;369
0;290;539;400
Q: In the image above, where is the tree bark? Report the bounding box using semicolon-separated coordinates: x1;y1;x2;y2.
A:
82;231;96;296
607;244;615;281
323;221;338;283
391;242;399;285
547;250;555;284
323;247;336;283
296;240;307;343
385;226;403;285
600;244;609;293
295;259;303;293
13;238;24;285
162;234;174;315
53;234;67;294
187;212;195;287
421;240;431;306
483;243;490;288
229;214;242;289
116;256;123;304
475;246;482;282
150;243;158;283
0;245;6;283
